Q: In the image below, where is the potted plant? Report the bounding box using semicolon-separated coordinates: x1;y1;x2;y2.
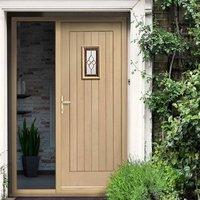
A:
18;118;40;177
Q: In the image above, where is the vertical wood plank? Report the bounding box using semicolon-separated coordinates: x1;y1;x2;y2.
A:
60;23;70;184
55;21;62;192
84;32;92;171
77;32;85;171
91;32;99;171
105;31;114;171
113;25;122;168
98;32;106;171
69;32;78;171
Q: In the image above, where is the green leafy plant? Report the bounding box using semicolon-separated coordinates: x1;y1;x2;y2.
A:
151;69;200;199
138;0;200;199
139;26;187;59
106;161;179;200
143;54;200;200
18;118;40;156
139;0;200;72
143;73;183;120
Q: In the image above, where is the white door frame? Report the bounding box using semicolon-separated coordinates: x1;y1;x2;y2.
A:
0;0;152;197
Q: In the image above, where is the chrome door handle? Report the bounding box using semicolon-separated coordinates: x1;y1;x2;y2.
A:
61;96;70;114
62;100;71;105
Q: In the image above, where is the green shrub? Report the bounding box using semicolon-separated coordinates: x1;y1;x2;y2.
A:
139;26;187;59
144;69;200;199
138;0;200;198
106;161;179;200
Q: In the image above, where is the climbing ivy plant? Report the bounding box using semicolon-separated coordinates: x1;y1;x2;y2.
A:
139;0;200;199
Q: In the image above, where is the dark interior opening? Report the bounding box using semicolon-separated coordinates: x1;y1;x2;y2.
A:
16;21;55;189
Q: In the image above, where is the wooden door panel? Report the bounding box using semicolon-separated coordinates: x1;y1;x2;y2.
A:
69;31;78;172
98;32;106;171
59;22;126;194
105;32;114;171
76;32;85;172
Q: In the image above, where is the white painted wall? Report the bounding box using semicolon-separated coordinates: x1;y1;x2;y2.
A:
144;0;153;160
128;1;146;160
128;0;152;160
0;8;7;199
0;0;152;197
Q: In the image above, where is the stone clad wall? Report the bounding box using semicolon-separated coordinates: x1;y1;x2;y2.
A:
17;22;55;171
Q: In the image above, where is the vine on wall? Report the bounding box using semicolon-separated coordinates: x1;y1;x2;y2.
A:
139;0;200;199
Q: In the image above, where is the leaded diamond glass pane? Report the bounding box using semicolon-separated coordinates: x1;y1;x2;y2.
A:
86;50;97;75
82;46;100;79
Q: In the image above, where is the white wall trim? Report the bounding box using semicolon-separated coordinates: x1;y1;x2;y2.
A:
0;8;7;199
144;0;153;160
1;0;138;12
128;0;153;161
0;0;152;197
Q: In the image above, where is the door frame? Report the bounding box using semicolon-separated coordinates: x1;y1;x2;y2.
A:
9;15;128;197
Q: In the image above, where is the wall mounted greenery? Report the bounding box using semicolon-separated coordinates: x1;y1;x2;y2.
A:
138;0;200;199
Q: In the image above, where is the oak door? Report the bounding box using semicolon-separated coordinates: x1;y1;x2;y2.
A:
57;21;127;195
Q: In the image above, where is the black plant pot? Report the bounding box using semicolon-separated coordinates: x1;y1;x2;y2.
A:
22;156;40;177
